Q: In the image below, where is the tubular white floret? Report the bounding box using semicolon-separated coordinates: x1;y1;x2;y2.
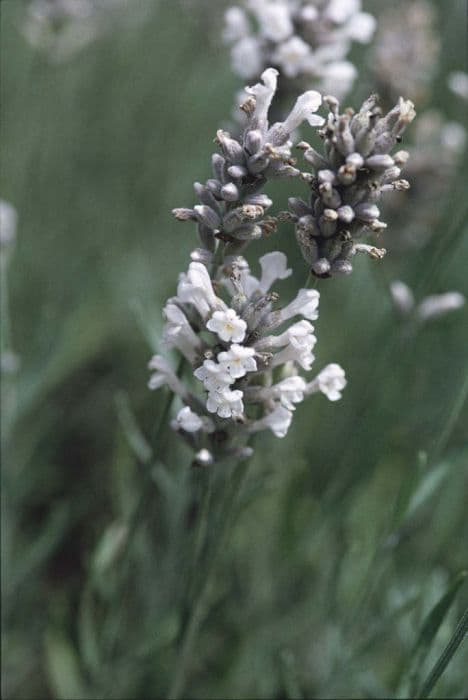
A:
306;363;347;401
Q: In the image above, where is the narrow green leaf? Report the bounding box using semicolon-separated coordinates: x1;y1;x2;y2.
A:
416;606;468;698
114;390;152;464
8;503;70;593
78;585;101;677
129;297;162;352
279;649;303;700
391;451;427;529
408;571;467;696
405;460;452;520
45;629;88;700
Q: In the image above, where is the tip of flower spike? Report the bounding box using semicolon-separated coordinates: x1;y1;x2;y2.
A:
245;67;278;96
324;95;340;113
312;259;331;277
172;208;195;221
192;449;214;468
398;97;416;121
261;67;279;84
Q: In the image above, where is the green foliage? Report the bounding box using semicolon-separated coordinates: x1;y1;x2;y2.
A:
1;0;467;698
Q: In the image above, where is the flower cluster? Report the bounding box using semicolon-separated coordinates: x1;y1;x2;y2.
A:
286;94;416;277
22;0;146;62
372;1;439;107
173;67;323;258
223;0;375;98
148;251;346;458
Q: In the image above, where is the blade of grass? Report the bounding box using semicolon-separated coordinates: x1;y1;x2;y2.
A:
416;606;468;699
114;390;152;465
430;369;468;465
279;649;303;700
407;571;467;696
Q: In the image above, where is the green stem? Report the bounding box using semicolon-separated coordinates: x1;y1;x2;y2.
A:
304;269;319;289
168;455;251;699
0;257;12;355
131;357;185;531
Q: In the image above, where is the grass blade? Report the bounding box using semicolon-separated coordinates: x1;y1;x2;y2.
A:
407;571;467;696
416;606;468;699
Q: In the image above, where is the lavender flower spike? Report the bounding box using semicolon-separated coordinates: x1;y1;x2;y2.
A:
172;68;323;259
288;94;416;277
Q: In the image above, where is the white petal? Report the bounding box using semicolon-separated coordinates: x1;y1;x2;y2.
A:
297;89;322;113
347;12;376;43
223;6;250;42
390;280;415;315
176;406;204;433
259;251;292;292
246;67;279;126
231;37;263;79
417;293;466;322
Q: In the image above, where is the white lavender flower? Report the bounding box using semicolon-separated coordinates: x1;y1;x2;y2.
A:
206;309;247;343
277;288;320;321
173;68;323;258
194;359;232;393
372;1;439;106
231;36;264;78
171;406;214;434
248;404;293;438
258;251;292;292
417;294;466;322
0;200;18;250
390;281;466;323
218;344;257;379
22;0;145;62
177;262;226;319
149;252;346;453
448;71;468;102
257;375;307;410
306;363;347;401
163;303;203;364
223;0;376;99
389;280;415;316
148;355;188;398
288;94;416;277
206;387;244;419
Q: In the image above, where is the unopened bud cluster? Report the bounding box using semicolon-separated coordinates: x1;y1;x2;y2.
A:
287;94;416;277
173;68;324;258
223;0;375;98
149;250;346;462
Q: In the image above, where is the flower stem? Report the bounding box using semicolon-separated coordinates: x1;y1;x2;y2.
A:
168;454;252;699
305;269;319;289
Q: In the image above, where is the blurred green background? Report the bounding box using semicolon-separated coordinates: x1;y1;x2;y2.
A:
1;0;467;697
